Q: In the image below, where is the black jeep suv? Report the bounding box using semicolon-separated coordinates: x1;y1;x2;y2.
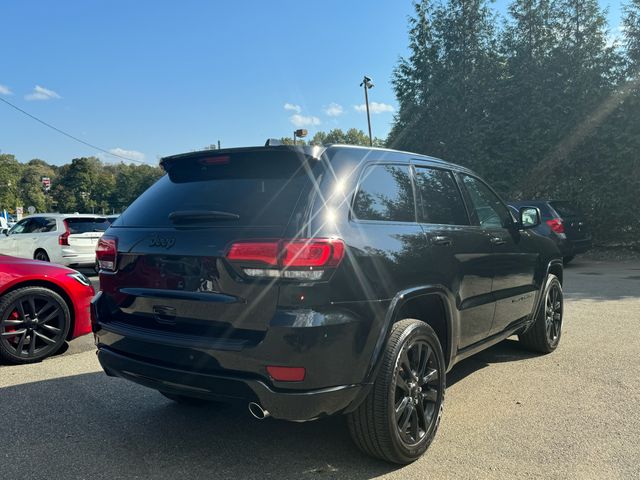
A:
92;144;564;464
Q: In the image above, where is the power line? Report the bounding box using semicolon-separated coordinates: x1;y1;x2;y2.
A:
0;96;150;164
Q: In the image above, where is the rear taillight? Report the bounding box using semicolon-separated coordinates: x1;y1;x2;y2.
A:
58;220;70;246
226;238;345;280
227;242;279;265
546;218;565;234
96;236;118;271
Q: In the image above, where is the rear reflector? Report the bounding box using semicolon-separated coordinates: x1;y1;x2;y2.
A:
546;218;565;234
96;236;118;271
266;366;306;382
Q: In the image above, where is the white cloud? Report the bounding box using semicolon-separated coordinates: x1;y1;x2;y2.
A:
108;148;146;162
284;103;302;113
25;85;61;101
0;84;12;95
290;114;321;128
324;102;344;117
354;102;395;114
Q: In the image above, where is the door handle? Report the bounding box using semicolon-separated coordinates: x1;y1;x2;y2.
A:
489;236;506;246
431;235;453;246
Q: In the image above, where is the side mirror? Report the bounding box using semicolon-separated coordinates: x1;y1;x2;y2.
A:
1;228;8;236
519;206;541;229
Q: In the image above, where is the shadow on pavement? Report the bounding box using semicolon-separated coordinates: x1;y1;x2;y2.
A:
447;338;539;387
0;371;400;479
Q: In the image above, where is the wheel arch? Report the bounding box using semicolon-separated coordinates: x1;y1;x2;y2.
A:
33;248;49;260
547;260;563;285
371;285;458;376
345;285;457;415
0;280;76;340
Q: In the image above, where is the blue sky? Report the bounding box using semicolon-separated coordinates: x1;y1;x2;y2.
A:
0;0;624;166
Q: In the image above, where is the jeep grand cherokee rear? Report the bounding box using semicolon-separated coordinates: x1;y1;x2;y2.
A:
92;146;369;422
92;144;563;464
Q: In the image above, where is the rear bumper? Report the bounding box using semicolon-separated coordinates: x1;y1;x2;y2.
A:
97;346;363;421
60;250;96;267
91;291;374;421
569;237;592;254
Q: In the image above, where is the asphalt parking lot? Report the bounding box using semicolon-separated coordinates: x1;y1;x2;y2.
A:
1;259;639;479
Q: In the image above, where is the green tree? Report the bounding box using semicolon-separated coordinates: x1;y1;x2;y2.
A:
0;154;23;212
310;128;383;146
623;0;640;71
52;157;102;212
19;159;56;212
389;0;501;175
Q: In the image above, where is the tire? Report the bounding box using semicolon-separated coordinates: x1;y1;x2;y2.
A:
563;256;574;265
159;391;211;406
34;249;50;262
347;319;446;464
0;286;70;364
518;274;563;353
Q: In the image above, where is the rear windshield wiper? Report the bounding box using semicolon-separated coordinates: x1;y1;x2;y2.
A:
168;210;240;223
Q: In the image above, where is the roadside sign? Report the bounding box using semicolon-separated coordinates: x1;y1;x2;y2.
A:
16;206;23;221
42;177;51;191
27;206;36;215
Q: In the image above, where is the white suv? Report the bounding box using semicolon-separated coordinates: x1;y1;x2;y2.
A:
0;214;109;267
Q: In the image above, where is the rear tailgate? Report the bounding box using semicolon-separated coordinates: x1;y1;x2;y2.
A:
99;148;322;337
65;217;109;253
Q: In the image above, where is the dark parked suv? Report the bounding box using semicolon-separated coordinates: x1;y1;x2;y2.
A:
92;144;564;463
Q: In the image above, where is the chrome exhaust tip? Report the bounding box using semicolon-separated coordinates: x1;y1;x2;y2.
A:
248;402;270;420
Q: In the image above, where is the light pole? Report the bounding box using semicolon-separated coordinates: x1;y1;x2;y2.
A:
360;75;374;146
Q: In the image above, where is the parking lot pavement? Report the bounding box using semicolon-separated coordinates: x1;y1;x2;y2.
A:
1;258;639;479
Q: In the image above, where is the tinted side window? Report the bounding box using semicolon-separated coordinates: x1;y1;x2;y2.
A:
352;165;415;222
460;175;511;228
9;219;30;234
415;167;469;225
21;219;38;233
32;217;57;233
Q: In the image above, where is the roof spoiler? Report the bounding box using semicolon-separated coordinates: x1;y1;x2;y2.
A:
160;145;326;171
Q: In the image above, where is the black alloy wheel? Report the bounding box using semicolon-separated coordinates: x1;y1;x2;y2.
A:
518;274;563;353
347;319;445;464
0;287;70;364
545;282;563;347
394;338;440;447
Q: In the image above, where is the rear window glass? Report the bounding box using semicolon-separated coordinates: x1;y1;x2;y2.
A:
550;201;580;217
117;152;319;228
65;217;110;234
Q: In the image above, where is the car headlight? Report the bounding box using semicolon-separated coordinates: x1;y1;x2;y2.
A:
68;272;91;287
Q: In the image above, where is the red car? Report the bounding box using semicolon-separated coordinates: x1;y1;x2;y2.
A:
0;255;94;364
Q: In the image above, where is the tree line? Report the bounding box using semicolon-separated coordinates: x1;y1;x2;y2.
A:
0;154;163;215
389;0;640;245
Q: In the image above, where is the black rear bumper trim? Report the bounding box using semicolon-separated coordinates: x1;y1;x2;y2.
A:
97;347;362;422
